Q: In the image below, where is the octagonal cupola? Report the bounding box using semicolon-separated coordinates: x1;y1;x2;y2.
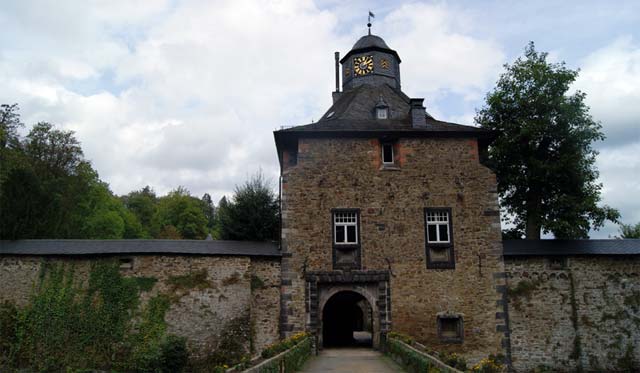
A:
340;34;401;90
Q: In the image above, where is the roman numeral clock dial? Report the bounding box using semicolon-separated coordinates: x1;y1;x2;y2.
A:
353;55;374;76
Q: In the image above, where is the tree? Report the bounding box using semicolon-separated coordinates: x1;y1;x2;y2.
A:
476;42;619;239
200;193;215;229
0;103;23;149
218;172;279;241
122;186;158;237
618;222;640;239
151;187;208;239
0;112;143;240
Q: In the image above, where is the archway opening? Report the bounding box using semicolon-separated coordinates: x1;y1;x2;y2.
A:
322;291;373;347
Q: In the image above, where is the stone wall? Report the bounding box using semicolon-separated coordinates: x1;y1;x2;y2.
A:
505;256;640;372
280;136;507;363
0;254;280;357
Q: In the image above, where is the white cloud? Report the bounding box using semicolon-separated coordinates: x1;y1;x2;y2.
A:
0;0;520;204
378;3;505;102
573;36;640;148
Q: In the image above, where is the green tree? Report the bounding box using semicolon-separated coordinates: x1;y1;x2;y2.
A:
218;172;279;241
0;103;23;150
122;186;158;237
618;222;640;239
200;193;215;229
0;114;141;239
152;187;208;239
476;42;619;239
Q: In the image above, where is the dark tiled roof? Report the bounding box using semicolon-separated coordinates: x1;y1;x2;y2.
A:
503;239;640;256
352;34;390;50
276;83;491;136
279;118;488;134
0;240;281;257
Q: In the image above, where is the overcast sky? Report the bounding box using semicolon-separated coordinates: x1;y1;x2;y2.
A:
1;0;639;238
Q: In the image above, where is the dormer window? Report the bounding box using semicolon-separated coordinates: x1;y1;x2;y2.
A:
376;107;388;119
375;95;389;120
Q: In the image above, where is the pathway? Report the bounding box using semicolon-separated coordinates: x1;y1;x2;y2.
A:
300;347;405;373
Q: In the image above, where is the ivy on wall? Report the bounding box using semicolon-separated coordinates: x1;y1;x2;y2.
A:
0;260;187;372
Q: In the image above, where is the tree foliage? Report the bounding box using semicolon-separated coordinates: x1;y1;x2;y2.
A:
0;108;143;240
0;104;279;242
618;222;640;239
476;42;619;239
152;187;208;240
217;172;279;241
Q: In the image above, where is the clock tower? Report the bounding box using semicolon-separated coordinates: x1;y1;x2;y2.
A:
274;31;508;364
340;34;401;90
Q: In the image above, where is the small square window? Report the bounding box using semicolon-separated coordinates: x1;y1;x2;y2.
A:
376;107;388;119
437;315;463;343
548;257;568;270
382;143;394;164
119;257;134;270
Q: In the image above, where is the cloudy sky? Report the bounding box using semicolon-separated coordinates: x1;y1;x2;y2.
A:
1;0;639;238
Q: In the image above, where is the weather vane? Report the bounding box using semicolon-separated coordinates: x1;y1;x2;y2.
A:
367;10;375;35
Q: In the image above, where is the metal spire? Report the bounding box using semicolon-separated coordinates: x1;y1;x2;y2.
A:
367;11;375;35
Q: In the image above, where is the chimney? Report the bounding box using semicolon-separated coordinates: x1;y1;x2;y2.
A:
410;98;427;128
332;51;342;103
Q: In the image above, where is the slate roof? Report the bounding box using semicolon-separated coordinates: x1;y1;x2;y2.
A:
0;240;281;257
352;34;390;50
340;34;401;63
276;84;492;137
503;239;640;256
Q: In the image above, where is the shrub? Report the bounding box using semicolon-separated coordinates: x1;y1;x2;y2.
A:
438;352;467;371
261;332;309;359
159;335;189;373
387;331;414;345
470;354;506;373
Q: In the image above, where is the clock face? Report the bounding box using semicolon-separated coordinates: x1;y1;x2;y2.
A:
353;55;374;76
380;59;390;69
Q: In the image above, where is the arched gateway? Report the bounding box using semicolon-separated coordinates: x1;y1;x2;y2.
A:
305;271;390;349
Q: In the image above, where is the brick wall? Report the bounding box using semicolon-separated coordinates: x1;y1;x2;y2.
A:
505;256;640;372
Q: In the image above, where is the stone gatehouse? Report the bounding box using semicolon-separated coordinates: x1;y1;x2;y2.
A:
2;32;640;372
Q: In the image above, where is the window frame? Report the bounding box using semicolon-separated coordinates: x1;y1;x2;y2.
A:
424;208;455;269
437;314;464;343
376;107;388;119
381;143;394;165
332;209;360;247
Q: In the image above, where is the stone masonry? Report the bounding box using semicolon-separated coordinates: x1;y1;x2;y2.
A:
0;254;280;356
279;136;508;363
505;256;640;372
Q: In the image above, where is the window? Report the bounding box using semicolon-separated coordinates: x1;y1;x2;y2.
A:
548;257;568;270
426;210;450;243
119;257;134;270
334;211;358;245
425;208;455;269
437;314;463;343
376;107;388;119
382;143;394;164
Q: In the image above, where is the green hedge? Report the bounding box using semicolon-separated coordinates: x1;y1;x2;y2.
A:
250;335;312;373
387;338;441;373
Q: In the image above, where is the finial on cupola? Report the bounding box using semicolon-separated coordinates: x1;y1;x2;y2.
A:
367;10;375;35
